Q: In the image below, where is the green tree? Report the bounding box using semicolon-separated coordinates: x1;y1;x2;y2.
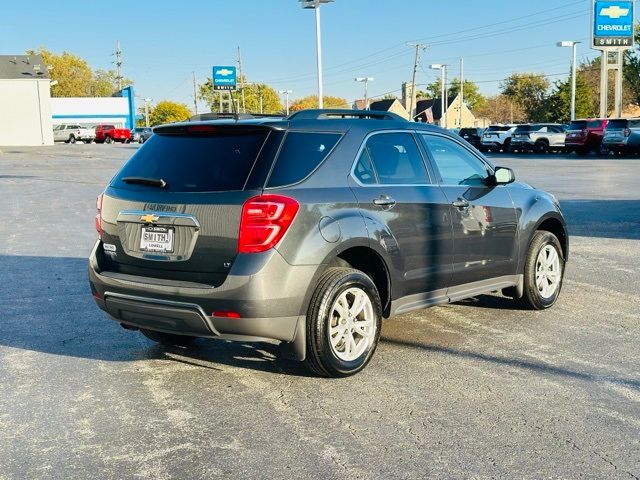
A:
91;69;133;96
501;73;550;122
416;78;486;111
545;72;594;123
289;95;349;111
198;76;282;114
148;101;191;126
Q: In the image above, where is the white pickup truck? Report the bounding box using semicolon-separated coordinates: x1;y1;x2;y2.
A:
53;124;96;144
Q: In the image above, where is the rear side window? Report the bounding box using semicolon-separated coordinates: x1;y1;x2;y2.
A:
267;132;341;188
112;131;269;192
359;132;429;185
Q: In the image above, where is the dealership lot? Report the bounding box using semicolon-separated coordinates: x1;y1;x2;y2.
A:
0;145;639;479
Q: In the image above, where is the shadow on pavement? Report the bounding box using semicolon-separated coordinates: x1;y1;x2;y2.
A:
559;199;640;240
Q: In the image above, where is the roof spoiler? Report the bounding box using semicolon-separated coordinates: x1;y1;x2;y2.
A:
287;109;406;121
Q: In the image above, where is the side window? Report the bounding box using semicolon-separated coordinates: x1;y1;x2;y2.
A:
421;135;489;186
364;133;429;185
353;148;377;184
267;132;341;188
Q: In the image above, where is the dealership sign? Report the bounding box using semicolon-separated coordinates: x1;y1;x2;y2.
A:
593;0;634;48
212;66;237;91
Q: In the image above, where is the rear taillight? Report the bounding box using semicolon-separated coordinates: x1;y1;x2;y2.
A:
95;193;103;237
624;128;631;137
238;194;299;253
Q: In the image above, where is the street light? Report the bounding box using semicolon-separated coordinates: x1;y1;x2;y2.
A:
300;0;334;109
279;90;293;115
355;77;374;109
557;41;581;121
143;98;152;128
430;64;448;128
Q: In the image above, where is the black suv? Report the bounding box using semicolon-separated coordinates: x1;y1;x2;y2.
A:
458;127;484;149
89;109;568;377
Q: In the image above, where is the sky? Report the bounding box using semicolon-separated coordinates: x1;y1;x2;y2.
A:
1;0;612;111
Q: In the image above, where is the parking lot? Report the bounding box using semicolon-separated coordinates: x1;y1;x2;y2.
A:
1;144;639;479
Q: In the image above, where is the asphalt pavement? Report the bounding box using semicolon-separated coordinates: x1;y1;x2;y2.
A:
0;144;638;479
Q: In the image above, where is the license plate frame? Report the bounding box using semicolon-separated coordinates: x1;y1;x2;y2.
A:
140;226;175;253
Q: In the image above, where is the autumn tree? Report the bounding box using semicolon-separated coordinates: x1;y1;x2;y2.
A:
289;95;349;111
198;76;282;114
148;101;191;126
474;95;525;124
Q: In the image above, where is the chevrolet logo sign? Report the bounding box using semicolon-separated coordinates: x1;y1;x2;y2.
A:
140;214;160;223
600;5;630;19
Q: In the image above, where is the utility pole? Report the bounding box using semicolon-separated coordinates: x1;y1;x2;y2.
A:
237;46;246;113
459;57;464;128
114;41;123;91
192;72;198;115
407;43;427;121
143;98;152;128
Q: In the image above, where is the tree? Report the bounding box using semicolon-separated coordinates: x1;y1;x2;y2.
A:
545;72;594;123
416;78;486;111
91;69;133;96
289;95;349;111
501;73;550;122
148;101;191;126
474;94;525;124
198;76;282;114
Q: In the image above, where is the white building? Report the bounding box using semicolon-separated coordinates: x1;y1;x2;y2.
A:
51;86;136;129
0;55;53;146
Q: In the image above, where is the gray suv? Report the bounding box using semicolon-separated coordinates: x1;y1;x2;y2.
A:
89;109;568;377
602;118;640;156
510;124;567;153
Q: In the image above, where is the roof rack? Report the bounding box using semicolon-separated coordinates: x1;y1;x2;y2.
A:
188;112;286;122
287;109;406;121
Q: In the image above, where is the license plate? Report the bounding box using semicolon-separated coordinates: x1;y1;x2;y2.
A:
140;226;174;253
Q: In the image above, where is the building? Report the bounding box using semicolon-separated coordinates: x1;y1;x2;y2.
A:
414;94;478;128
368;98;410;120
0;55;53;146
51;86;136;129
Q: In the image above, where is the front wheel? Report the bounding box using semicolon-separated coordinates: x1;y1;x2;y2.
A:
304;267;382;377
140;329;196;347
518;231;565;310
104;136;113;144
534;140;549;154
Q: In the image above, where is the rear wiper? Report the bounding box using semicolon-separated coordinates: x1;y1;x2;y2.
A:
122;176;167;188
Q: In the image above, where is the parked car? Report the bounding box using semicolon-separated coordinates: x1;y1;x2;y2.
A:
602;118;640;156
565;119;608;156
95;124;131;144
89;109;568;377
510;124;567;153
458;127;485;149
52;124;96;144
131;127;154;144
480;124;517;152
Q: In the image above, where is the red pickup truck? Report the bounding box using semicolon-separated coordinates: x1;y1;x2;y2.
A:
94;124;131;144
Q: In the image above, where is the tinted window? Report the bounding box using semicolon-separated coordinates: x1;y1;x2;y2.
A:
353;148;377;185
569;121;587;130
112;131;269;192
487;125;511;132
364;133;429;185
422;135;488;186
515;125;532;133
629;120;640;128
607;119;628;129
587;120;603;129
267;132;340;187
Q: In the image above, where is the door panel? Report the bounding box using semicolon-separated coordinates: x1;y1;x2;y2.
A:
350;132;453;297
420;133;518;286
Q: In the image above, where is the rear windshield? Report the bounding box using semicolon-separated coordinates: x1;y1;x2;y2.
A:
569;121;587;130
607;119;628;129
486;125;511;132
459;128;479;135
515;125;533;132
267;132;341;188
112;131;269;192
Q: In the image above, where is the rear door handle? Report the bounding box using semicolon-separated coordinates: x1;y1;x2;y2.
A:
373;195;396;207
452;198;469;209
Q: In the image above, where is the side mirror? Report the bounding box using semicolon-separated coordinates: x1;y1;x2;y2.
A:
492;166;515;185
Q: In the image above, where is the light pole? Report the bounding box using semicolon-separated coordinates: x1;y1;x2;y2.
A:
355;77;374;109
300;0;333;109
143;98;152;128
557;41;580;121
279;90;293;115
430;64;447;128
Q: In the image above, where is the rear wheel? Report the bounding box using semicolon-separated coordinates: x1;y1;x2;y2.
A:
304;267;382;377
140;329;196;347
517;231;564;310
502;138;511;153
104;136;113;144
68;135;76;144
534;140;549;154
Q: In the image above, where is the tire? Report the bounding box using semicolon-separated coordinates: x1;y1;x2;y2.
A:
304;267;382;377
68;135;76;144
517;231;565;310
140;329;196;347
597;144;608;156
614;150;625;158
534;140;549;154
502;138;511;153
104;136;113;144
139;137;144;144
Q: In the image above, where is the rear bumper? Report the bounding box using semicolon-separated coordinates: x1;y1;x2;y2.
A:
88;240;316;344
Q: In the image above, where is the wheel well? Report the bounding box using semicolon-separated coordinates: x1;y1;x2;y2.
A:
537;217;568;259
536;138;549;144
329;247;391;317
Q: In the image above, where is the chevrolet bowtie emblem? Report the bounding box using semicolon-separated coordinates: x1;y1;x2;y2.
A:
140;214;160;223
